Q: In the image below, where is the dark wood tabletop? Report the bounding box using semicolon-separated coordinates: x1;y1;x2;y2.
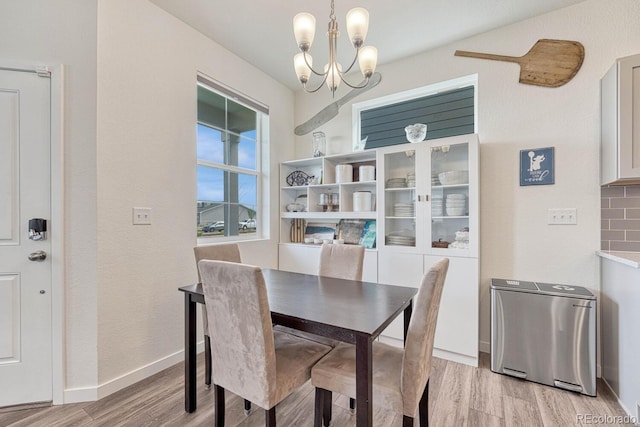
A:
179;268;417;427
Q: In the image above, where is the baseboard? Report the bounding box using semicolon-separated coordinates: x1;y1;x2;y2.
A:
63;341;205;404
479;339;490;354
432;347;478;367
601;378;640;425
379;335;480;367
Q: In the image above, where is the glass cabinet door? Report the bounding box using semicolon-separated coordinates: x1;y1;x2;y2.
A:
429;141;470;251
382;149;417;248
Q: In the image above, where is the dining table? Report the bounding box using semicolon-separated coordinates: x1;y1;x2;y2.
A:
179;268;418;427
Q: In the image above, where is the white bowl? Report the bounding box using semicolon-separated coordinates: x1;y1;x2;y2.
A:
287;203;305;212
446;193;466;199
438;170;469;185
446;207;466;216
404;124;427;143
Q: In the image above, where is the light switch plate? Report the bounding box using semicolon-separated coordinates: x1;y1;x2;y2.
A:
547;208;577;225
132;207;152;225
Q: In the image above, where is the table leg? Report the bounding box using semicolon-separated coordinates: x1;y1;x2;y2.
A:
404;299;413;344
355;334;372;426
185;294;197;413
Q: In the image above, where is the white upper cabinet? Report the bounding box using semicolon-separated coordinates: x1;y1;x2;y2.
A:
601;53;640;185
376;134;479;258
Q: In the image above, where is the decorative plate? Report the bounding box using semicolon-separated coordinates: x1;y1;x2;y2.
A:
286;170;313;186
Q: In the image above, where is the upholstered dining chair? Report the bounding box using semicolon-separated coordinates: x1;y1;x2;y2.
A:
318;243;365;281
274;243;365;353
311;258;450;427
318;242;365;414
198;259;332;427
194;244;241;391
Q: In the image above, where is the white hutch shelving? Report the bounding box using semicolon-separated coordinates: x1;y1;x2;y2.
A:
278;134;480;366
278;151;378;282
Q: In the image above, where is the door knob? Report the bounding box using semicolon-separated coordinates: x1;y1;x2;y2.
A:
28;251;47;261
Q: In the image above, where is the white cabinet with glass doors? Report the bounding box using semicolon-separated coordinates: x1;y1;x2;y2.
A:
376;134;479;366
376;134;479;256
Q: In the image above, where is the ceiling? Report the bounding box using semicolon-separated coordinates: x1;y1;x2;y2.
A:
150;0;586;91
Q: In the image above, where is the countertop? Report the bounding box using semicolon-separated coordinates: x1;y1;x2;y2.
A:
596;250;640;269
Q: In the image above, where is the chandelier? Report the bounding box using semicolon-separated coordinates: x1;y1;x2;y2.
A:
293;0;378;96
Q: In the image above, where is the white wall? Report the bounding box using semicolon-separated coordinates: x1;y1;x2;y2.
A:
96;0;294;386
0;0;99;394
294;0;640;354
3;0;295;402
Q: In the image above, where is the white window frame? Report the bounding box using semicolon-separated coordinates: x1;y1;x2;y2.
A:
352;74;478;151
196;75;269;244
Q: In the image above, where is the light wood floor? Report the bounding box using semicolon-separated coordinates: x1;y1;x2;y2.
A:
0;353;631;427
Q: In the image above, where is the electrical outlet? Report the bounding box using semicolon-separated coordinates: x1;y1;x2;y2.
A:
547;208;577;225
132;207;152;225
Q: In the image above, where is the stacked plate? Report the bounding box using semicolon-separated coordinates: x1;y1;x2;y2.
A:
431;174;441;186
446;193;466;216
439;170;469;185
431;194;443;216
385;233;416;247
406;172;416;188
394;202;415;217
386;177;407;188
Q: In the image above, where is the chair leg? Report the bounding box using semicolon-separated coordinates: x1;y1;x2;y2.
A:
314;388;324;427
349;397;356;414
265;407;276;427
322;389;332;427
204;335;212;390
403;415;414;427
214;385;225;427
418;379;429;427
209;337;251;417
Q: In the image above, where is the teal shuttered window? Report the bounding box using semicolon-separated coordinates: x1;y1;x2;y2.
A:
360;85;475;150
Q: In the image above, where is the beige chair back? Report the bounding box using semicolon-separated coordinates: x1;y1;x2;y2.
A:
401;258;449;416
318;244;365;281
194;244;241;283
194;244;242;338
198;260;277;409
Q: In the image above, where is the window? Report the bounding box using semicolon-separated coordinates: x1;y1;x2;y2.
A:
353;74;477;150
196;75;268;240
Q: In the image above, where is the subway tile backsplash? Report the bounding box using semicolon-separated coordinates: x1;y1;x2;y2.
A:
601;184;640;251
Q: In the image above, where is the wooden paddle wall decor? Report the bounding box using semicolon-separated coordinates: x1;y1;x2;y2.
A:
455;39;584;87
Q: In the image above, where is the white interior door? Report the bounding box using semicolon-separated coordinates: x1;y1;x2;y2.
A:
0;68;52;407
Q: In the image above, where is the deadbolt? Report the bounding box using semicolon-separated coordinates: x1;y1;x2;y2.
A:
28;251;47;261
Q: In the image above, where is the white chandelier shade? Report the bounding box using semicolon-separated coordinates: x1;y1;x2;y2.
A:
293;0;378;96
